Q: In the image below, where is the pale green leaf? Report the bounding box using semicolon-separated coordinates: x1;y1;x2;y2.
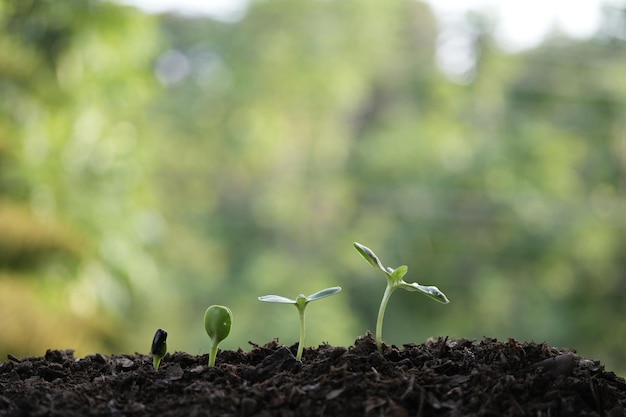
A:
400;282;450;304
353;242;386;272
306;286;342;302
258;295;296;304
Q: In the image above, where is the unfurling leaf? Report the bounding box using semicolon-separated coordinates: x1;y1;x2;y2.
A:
389;265;408;282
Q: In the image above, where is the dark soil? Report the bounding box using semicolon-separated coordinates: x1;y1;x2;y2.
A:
1;333;625;417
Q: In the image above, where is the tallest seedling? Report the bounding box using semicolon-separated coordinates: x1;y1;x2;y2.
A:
353;242;449;352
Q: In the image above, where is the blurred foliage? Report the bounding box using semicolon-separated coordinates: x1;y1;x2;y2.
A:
0;0;159;354
1;0;625;376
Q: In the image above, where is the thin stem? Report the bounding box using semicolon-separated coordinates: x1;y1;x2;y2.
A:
208;340;219;367
297;308;305;360
376;284;394;352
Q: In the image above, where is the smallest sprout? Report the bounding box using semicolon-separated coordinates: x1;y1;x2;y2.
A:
151;328;168;370
204;305;233;367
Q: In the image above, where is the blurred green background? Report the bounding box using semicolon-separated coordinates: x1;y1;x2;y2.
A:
1;0;625;375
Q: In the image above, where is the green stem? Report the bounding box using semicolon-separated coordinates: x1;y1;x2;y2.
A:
208;340;219;367
376;284;394;353
297;308;305;360
152;355;162;370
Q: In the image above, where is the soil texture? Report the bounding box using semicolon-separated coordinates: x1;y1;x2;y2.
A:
1;333;625;416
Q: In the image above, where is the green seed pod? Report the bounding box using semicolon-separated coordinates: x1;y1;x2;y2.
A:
204;305;232;343
204;305;233;366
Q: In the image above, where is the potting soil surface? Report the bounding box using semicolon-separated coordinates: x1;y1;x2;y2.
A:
1;333;625;416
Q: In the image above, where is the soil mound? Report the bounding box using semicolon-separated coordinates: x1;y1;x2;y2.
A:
1;333;625;416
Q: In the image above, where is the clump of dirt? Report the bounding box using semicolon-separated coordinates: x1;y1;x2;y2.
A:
1;333;625;416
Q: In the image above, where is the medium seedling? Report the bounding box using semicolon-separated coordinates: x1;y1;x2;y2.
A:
150;328;168;370
353;242;449;352
258;287;342;360
204;305;233;367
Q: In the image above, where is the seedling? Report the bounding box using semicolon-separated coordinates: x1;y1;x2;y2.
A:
204;305;233;367
258;287;342;360
150;328;167;370
353;242;449;352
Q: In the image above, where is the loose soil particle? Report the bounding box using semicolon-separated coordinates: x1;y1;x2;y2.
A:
0;333;625;416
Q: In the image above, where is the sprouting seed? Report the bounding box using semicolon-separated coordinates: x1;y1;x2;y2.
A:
151;328;168;370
